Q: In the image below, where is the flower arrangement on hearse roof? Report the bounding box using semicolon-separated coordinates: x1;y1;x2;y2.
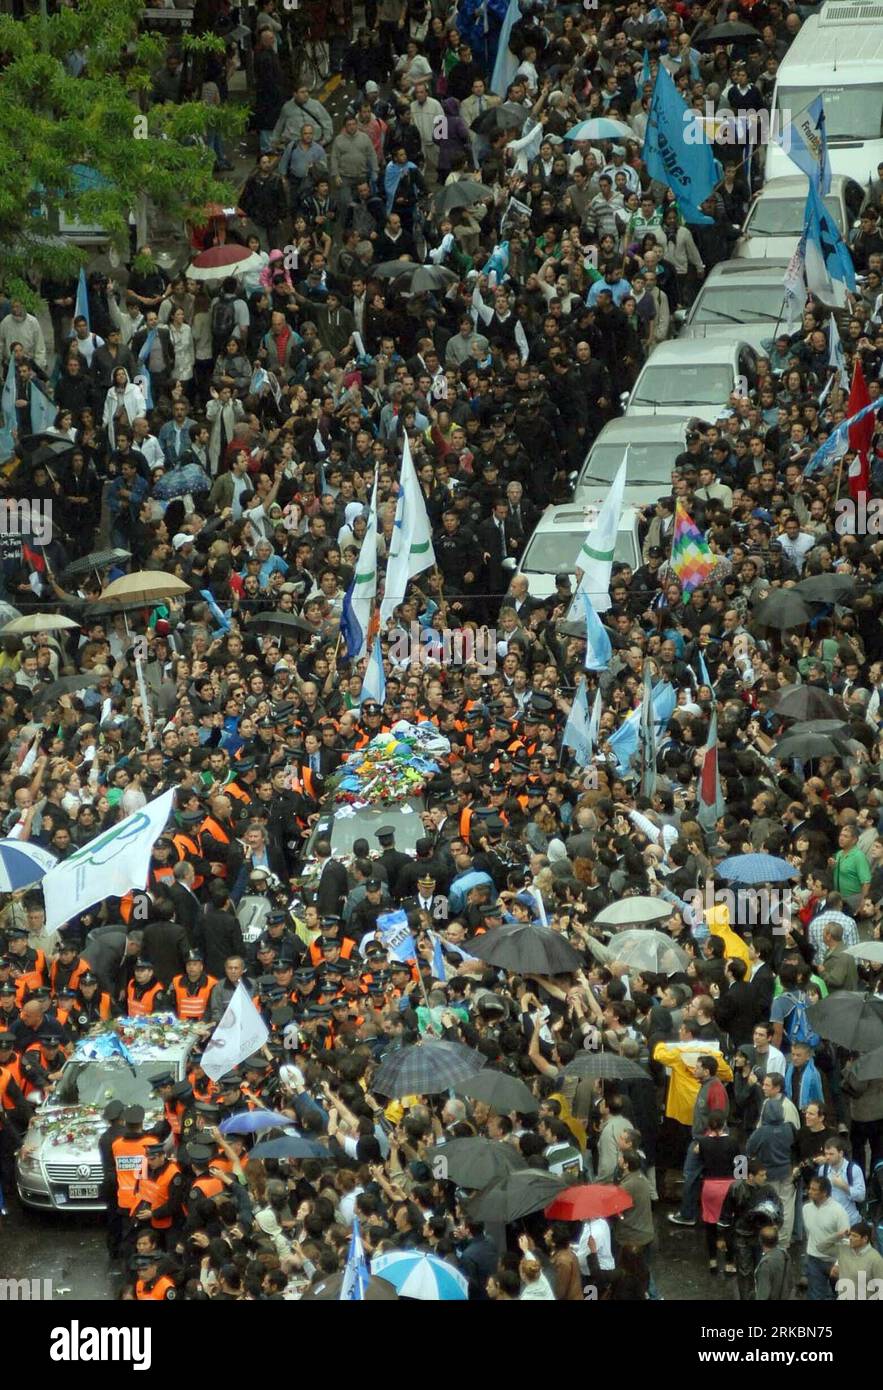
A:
328;721;451;807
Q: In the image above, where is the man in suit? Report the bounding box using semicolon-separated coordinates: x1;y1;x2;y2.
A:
504;573;539;623
477;496;511;613
165;862;201;944
504;479;537;559
141;898;191;987
193;881;246;979
376;827;411;901
302;729;339;779
315;840;349;918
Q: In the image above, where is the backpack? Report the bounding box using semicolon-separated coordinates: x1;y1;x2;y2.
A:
783;991;820;1050
211;295;236;352
868;1159;883;1252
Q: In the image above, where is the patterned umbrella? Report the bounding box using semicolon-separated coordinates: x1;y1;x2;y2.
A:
716;854;799;885
564;1052;650;1081
564;117;633;141
372;1040;486;1097
371;1251;469;1301
0;839;57;892
152;461;212;500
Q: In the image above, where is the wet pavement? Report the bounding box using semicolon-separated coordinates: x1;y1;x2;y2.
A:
2;1192;744;1303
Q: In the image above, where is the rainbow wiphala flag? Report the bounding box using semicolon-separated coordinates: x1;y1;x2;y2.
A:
670;500;715;592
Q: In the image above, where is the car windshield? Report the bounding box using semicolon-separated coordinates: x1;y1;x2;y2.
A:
521;527;635;573
631;364;734;406
576;441;681;494
777;85;883;142
304;796;426;858
747;193;842;237
690;286;785;324
53;1058;173;1109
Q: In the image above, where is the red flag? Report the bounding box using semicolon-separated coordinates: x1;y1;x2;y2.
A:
21;542;45;573
847;359;873;503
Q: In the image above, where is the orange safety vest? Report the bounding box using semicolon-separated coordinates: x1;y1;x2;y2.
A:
14;968;43;1008
190;1173;224;1201
459;806;474;839
0;1067;12;1110
134;1159;182;1228
7;948;46;980
49;957;91;995
198;816;231;877
308;937;356;967
164;1099;185;1138
111;1135;159;1212
226;782;252;806
292;766;320;801
172;973;217;1019
135;1275;176;1301
172;832;205;890
127;978;165;1016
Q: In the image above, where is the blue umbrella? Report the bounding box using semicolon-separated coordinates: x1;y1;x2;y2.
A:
153;459;212;500
717;854;799;885
565;117;633;142
219;1110;297;1136
250;1135;328;1160
371;1251;469;1301
0;839;57;892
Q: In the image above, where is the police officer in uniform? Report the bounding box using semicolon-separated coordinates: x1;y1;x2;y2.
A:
134;1251;177;1300
375;825;411;899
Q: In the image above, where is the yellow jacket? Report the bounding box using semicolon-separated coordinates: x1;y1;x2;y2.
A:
704;903;751;966
653;1043;733;1127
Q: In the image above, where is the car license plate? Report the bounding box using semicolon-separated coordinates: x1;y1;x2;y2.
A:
68;1183;99;1199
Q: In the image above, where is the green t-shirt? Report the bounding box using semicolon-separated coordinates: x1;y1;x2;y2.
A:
833;846;871;897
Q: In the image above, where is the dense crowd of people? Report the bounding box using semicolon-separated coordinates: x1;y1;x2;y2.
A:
3;0;883;1307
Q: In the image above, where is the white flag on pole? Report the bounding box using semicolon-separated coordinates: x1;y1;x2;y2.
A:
41;788;175;934
379;435;436;626
201;981;270;1082
572;455;628;614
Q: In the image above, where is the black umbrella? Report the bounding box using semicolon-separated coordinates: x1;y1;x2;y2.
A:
693;20;760;46
752;590;813;630
472;102;528;135
247;610;319;636
16;433;76;458
372;1039;486;1097
425;1136;527;1188
465;1169;568;1224
794;574;857;604
63;548;132;579
770;685;848;721
786;719;852;738
32;443;75;470
432;180;495;215
30;674;92;712
457;1070;539;1114
300;1272;399;1301
83;597;153;620
807;992;883;1052
564;1052;650;1081
772;732;849;762
852;1045;883;1083
462;922;583;975
374;263;459;294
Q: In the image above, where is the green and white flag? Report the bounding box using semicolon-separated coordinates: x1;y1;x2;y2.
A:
573;453;628;614
380;435;436;627
341;468;379;660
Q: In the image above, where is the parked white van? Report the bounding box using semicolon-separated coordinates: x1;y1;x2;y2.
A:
766;0;883;187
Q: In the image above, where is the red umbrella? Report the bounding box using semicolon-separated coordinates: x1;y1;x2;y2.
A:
186;243;264;280
544;1184;633;1221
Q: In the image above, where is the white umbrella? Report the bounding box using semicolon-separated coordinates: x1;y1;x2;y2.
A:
0;613;80;635
606;929;689;975
595;896;673;927
845;942;883;965
185;246;265;282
